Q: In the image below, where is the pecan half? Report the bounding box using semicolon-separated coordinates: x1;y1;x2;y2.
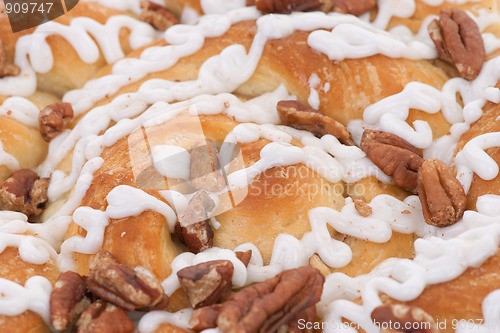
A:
39;102;74;142
277;100;355;146
354;199;372;217
0;169;49;216
360;130;423;193
332;0;376;16
50;271;91;331
87;251;167;311
190;139;227;192
254;0;332;14
140;0;179;31
175;190;215;253
189;304;222;331
74;300;134;333
371;304;440;333
417;158;466;227
308;254;330;276
178;260;234;309
428;8;485;80
235;250;252;267
0;41;20;78
217;266;324;333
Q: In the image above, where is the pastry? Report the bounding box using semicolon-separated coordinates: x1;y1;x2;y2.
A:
0;0;500;332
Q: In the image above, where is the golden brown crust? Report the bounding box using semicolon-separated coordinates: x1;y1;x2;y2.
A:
0;247;59;332
0;116;47;183
85;20;452;140
379;248;500;333
0;2;136;97
456;101;500;210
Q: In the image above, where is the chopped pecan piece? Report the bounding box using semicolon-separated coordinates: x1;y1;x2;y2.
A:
371;303;440;333
217;266;324;333
178;260;234;309
277;100;355;145
190;139;227;192
235;250;252;267
0;41;20;78
354;199;372;217
140;0;179;31
189;304;222;331
0;169;49;216
417;158;466;227
332;0;376;16
176;190;215;253
360;130;423;193
428;8;485;80
74;300;134;333
254;0;332;14
50;271;91;331
308;254;330;276
87;251;167;311
39;102;74;142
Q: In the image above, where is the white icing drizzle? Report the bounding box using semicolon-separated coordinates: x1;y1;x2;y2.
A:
308;73;321;109
151;145;191;180
308;14;436;61
455;132;500;194
0;276;52;324
0;141;20;172
319;195;500;332
0;15;156;96
0;97;40;127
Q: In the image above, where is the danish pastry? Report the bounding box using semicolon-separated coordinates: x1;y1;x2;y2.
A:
0;0;500;332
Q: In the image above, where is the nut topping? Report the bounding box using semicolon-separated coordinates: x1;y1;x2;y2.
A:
217;266;324;333
87;251;167;311
0;169;49;216
74;300;134;333
308;254;330;276
254;0;332;14
39;102;74;142
178;260;234;309
189;304;222;331
354;199;372;217
176;190;215;253
190;139;227;192
428;8;485;80
360;130;423;193
235;250;252;267
417;158;466;227
0;41;20;78
371;304;440;333
140;0;179;31
332;0;376;16
50;271;91;331
277;100;355;146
